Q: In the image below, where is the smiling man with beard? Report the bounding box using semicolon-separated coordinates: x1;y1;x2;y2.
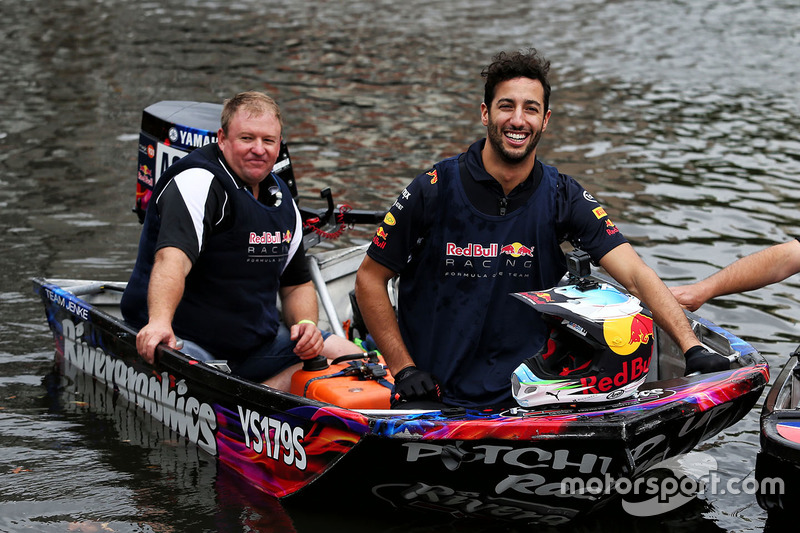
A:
355;49;729;410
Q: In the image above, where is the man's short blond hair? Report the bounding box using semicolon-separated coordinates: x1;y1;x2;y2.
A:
220;91;283;134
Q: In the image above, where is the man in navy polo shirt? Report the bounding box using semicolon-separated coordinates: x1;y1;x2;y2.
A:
355;49;729;409
122;91;359;391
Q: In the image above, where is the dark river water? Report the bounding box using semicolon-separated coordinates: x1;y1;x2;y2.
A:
3;0;800;531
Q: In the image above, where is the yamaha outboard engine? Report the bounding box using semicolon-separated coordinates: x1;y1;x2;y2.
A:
134;100;297;223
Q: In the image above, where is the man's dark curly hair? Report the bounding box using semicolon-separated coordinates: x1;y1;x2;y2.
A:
481;49;551;112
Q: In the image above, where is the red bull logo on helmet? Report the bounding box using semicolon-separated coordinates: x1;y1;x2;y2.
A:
529;292;553;304
628;314;652;344
580;356;650;393
602;313;654;355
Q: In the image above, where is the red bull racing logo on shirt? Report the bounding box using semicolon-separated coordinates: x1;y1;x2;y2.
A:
444;242;535;258
249;231;291;245
247;229;293;263
444;241;536;278
445;242;498;257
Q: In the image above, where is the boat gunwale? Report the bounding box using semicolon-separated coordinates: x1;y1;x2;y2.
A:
33;276;769;436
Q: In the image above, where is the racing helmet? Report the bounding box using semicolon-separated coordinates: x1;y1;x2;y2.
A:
510;283;654;408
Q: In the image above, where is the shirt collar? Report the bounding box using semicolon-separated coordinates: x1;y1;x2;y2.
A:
464;139;540;195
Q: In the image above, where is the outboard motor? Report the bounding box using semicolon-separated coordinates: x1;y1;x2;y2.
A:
134;100;297;223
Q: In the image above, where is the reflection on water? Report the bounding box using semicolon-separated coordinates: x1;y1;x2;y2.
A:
3;0;800;531
40;359;296;533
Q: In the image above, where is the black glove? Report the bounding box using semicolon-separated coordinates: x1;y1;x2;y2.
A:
684;345;731;376
392;366;442;407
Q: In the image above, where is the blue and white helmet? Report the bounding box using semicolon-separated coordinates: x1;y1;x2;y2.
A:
510;283;655;408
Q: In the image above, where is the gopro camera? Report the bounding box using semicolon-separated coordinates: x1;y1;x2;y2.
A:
566;249;592;279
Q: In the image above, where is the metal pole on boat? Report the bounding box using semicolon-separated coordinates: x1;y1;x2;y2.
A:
307;255;347;338
789;347;800;409
792;359;800;410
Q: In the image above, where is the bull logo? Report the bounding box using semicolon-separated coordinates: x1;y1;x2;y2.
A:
602;313;654;355
500;242;535;258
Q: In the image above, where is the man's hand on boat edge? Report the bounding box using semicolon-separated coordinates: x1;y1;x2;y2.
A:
136;319;179;364
684;345;731;376
391;366;442;407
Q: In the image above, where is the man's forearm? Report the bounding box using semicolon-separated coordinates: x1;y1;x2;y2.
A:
280;282;319;326
639;272;699;352
697;241;800;299
147;247;191;325
355;260;415;376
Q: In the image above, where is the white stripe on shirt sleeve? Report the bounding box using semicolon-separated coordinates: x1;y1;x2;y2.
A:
173;168;215;257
